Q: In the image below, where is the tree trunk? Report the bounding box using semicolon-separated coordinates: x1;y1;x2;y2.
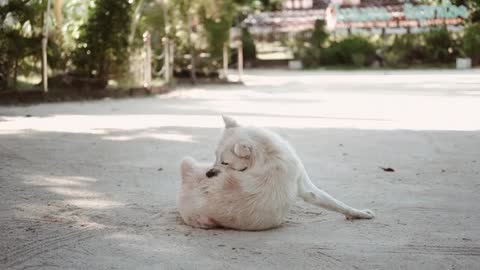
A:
187;12;196;84
129;0;144;45
42;0;52;93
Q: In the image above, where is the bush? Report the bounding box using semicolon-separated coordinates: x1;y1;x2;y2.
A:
292;20;376;68
299;45;321;68
290;20;328;68
384;34;425;67
423;27;459;64
384;28;461;67
463;22;480;65
321;36;376;67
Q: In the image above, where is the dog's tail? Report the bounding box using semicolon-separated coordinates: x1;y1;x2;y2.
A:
297;169;374;219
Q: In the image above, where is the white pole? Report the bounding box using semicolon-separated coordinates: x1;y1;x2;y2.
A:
143;31;152;88
237;42;243;82
163;39;169;84
222;42;228;80
42;0;52;93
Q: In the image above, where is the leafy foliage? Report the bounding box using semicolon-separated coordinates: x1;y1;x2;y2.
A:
291;21;376;68
0;0;44;90
202;10;233;60
72;0;133;82
322;36;376;67
462;22;480;64
384;34;426;67
423;27;459;64
289;20;329;68
310;20;329;49
451;0;480;22
384;28;460;67
242;27;257;62
259;0;282;11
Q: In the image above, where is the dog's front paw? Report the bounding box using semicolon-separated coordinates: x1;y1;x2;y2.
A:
180;156;197;176
346;209;375;220
181;156;196;168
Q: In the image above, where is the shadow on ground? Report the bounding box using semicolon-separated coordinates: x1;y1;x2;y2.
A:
1;69;480;269
1;123;479;269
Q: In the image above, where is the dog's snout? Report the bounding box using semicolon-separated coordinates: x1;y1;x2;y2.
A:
206;168;220;178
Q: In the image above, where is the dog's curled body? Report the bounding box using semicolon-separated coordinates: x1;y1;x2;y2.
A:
178;116;374;231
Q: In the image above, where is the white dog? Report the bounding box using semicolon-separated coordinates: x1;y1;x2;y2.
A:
178;116;374;230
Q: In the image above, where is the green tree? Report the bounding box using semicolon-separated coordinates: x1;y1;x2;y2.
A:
61;0;90;53
168;0;248;81
201;0;235;60
0;0;44;90
72;0;133;83
311;20;329;49
450;0;480;22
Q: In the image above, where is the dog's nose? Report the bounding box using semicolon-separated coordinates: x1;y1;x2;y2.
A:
206;168;220;178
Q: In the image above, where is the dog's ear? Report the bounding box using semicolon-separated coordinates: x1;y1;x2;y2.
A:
222;115;239;129
233;143;251;158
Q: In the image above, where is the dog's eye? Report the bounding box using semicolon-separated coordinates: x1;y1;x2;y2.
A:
221;162;229;165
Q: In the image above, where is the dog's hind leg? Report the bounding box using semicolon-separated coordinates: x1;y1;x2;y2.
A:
298;173;375;219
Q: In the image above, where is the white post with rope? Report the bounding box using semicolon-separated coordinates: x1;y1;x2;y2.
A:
143;31;152;89
238;42;243;82
222;42;228;80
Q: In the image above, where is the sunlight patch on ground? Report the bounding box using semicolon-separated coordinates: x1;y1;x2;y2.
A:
1;70;480;133
24;175;95;187
23;175;122;209
103;132;193;142
105;232;146;242
65;199;123;209
47;187;101;198
2;97;480;133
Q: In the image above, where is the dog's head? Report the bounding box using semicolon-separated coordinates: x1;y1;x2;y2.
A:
206;116;269;178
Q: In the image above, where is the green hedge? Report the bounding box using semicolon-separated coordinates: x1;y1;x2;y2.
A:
463;22;480;65
322;36;376;67
292;23;477;68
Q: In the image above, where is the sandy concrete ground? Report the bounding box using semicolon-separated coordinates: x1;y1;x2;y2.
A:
1;69;480;270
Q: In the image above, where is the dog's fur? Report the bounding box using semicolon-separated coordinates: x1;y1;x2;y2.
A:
178;116;374;230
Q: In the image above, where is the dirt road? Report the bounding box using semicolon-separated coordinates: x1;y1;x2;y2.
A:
1;70;480;269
